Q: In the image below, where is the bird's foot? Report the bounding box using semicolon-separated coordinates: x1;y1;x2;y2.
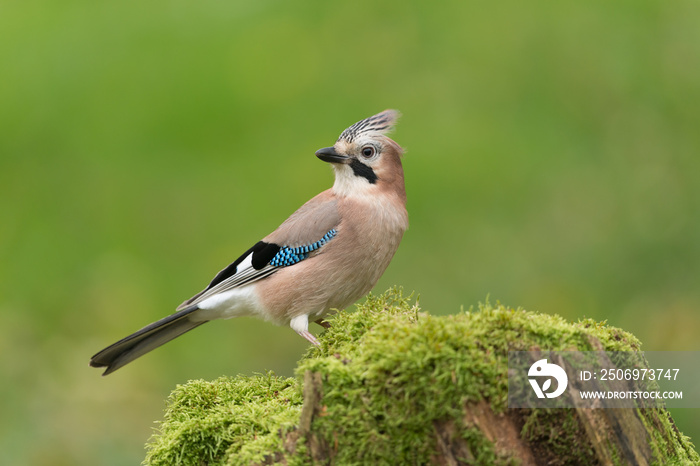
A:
299;330;320;346
314;318;331;329
290;314;321;346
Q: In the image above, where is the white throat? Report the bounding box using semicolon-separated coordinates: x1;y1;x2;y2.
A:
331;164;374;198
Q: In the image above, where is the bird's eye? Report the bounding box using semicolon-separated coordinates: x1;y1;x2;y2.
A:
361;146;376;158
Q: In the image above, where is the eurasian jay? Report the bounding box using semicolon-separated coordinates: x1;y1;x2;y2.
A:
90;110;408;375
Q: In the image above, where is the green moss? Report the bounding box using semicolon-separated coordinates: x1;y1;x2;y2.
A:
144;288;699;465
521;409;597;464
144;374;303;466
639;408;699;466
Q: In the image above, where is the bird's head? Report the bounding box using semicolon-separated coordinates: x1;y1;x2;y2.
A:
315;109;405;200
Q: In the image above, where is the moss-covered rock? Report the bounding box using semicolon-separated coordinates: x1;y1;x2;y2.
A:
144;288;698;465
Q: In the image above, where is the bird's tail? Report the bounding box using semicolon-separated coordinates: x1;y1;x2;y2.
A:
89;305;206;376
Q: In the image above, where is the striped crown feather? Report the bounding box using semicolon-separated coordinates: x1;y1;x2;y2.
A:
337;109;400;143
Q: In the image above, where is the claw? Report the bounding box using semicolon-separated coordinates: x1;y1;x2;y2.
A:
290;314;320;346
299;330;320;346
314;318;331;329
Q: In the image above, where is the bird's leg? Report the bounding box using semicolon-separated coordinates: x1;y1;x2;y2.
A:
290;314;320;346
299;330;320;346
314;318;331;329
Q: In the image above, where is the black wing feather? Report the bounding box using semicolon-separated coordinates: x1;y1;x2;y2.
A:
177;241;281;310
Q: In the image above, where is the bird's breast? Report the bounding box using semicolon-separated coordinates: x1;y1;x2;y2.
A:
255;193;407;324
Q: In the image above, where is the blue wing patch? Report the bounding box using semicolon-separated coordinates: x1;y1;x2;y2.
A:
178;229;338;310
269;229;337;267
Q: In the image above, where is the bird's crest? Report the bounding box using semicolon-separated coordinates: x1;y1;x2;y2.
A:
337;109;400;143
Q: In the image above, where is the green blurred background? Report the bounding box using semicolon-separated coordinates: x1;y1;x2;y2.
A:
2;0;699;464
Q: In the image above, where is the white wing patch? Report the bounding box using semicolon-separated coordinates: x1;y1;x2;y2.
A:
181;229;337;311
182;249;277;310
236;253;253;273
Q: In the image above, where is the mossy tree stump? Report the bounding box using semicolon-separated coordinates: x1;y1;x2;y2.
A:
144;289;698;465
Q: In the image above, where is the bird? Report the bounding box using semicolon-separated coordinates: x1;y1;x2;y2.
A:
89;109;408;375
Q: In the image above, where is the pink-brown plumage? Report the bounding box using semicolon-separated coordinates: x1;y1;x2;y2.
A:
90;110;407;375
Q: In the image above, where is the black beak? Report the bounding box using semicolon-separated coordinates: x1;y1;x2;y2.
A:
315;146;349;164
